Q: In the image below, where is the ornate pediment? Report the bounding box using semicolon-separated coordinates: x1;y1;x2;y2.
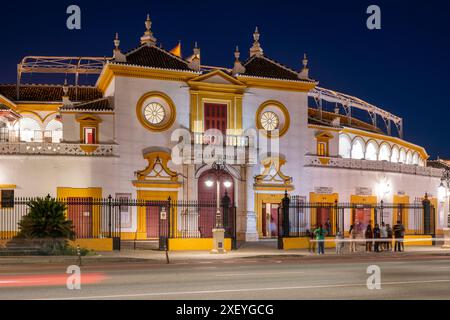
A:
187;70;246;94
133;149;181;188
254;156;293;191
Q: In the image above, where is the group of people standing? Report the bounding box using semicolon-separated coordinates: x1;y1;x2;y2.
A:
307;220;406;254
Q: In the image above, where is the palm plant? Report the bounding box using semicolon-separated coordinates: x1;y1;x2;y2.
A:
16;196;76;240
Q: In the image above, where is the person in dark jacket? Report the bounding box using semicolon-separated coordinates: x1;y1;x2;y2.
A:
307;227;316;254
365;224;373;252
393;220;405;252
373;223;381;252
386;224;393;251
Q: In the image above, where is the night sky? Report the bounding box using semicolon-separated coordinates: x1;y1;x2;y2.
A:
1;0;449;158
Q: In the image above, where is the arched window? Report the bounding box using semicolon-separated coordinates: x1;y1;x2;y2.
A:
339;134;351;158
379;143;391;161
351;138;365;159
13;117;41;142
406;151;413;165
399;148;406;163
45;119;63;143
391;146;400;163
412;152;419;165
365;140;378;161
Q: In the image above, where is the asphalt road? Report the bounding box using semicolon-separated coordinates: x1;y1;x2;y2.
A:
1;253;450;300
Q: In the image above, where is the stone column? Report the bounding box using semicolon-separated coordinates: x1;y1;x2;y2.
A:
243;165;259;241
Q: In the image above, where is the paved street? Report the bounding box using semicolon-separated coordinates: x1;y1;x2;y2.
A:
1;249;450;300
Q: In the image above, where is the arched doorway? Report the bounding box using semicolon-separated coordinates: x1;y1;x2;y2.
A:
198;169;234;237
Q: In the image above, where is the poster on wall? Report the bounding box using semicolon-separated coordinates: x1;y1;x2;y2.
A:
116;193;132;228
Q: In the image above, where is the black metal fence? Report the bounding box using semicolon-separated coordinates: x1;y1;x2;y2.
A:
0;196;237;249
278;194;436;241
0;197;121;240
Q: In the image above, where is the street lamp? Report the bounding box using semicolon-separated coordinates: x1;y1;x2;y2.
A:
204;158;231;253
439;168;450;248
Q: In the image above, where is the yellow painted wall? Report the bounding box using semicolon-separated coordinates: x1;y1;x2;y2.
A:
283;237;336;250
70;238;113;251
169;238;232;251
56;187;103;238
255;193;285;238
309;192;339;232
350;194;377;226
136;190;178;240
393;195;410;233
404;235;433;246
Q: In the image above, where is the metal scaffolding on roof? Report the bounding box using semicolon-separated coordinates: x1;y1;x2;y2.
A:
16;56;111;100
309;86;403;138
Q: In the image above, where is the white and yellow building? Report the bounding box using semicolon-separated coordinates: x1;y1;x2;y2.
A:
0;14;447;243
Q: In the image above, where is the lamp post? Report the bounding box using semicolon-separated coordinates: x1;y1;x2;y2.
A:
205;158;231;254
438;168;450;248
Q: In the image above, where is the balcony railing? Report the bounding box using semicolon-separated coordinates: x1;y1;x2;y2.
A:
305;155;443;177
193;132;251;147
0;142;117;156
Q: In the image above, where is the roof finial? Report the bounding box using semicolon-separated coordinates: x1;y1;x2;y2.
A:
249;26;263;57
113;32;127;62
140;13;157;45
62;79;72;106
188;42;201;71
232;45;246;76
298;53;310;80
114;32;120;50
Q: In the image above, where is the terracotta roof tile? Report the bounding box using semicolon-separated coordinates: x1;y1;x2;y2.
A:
60;97;113;111
242;56;304;81
116;44;192;71
0;84;103;102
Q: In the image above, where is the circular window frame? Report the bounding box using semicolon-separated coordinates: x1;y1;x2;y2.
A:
136;91;176;132
256;100;290;138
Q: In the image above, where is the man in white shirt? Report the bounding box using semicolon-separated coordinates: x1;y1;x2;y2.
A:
380;222;388;251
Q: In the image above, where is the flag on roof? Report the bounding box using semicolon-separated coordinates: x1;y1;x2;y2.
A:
170;41;182;58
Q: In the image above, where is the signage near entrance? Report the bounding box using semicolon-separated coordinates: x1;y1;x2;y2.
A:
355;187;372;196
314;187;333;194
160;207;167;220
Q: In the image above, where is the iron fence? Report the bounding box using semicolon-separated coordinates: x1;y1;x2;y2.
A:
279;195;436;240
0;197;121;240
0;196;237;248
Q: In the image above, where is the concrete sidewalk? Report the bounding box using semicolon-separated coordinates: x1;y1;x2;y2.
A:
1;242;449;265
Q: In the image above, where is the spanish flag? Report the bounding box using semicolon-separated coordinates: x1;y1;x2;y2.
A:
170;41;182;58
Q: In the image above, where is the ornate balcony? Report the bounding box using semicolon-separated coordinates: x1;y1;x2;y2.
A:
193;132;251;147
0;142;117;157
305;155;443;177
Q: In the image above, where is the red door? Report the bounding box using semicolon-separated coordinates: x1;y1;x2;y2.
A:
204;103;227;141
198;169;234;237
67;197;93;238
270;204;279;237
146;204;159;238
354;208;371;236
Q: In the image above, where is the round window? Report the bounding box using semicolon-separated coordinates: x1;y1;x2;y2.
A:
144;102;166;125
260;111;279;131
136;92;176;132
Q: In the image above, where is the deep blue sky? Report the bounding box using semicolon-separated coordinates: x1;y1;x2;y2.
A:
1;0;449;158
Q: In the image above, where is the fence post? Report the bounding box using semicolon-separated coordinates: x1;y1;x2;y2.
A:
380;200;384;225
108;195;112;238
278;191;290;249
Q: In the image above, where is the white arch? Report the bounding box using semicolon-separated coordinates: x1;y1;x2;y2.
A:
399;148;406;163
391;145;400;163
379;143;391;161
13;117;42;142
406;150;413;165
45;119;63;143
365;140;378;161
351;137;365;160
412;152;419;165
339;134;352;158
